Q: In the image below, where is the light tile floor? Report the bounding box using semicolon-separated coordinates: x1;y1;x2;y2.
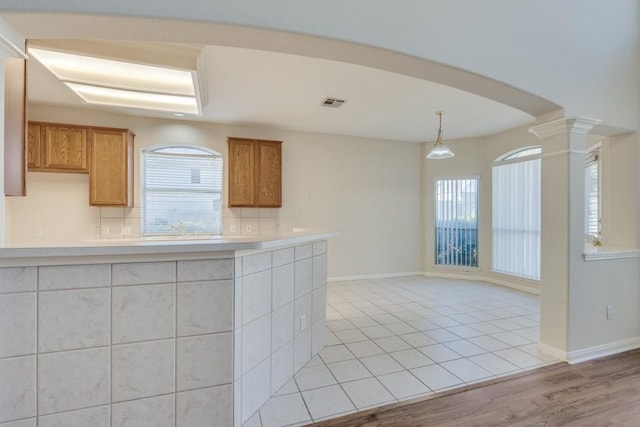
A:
245;276;558;427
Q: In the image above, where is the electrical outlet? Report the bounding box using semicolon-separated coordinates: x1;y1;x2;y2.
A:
102;226;110;237
300;315;307;331
122;226;132;236
230;224;236;233
245;224;252;233
607;305;614;319
35;227;43;237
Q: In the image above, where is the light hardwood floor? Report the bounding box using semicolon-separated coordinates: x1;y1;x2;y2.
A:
309;349;640;426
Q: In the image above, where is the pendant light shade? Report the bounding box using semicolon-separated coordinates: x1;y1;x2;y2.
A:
426;111;455;159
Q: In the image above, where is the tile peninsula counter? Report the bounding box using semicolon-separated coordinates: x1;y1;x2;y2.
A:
0;231;334;427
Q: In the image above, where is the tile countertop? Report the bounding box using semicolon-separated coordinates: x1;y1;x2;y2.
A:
0;230;338;260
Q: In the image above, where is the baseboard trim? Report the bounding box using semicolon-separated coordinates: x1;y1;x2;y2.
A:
328;271;423;282
538;337;640;364
422;271;540;295
566;337;640;364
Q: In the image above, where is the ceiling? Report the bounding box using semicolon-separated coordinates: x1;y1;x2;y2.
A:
27;43;535;143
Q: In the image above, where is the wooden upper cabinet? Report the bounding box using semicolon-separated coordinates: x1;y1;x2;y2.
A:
255;140;282;207
89;128;134;207
28;122;89;173
228;138;255;206
228;137;282;207
44;124;88;172
27;123;42;170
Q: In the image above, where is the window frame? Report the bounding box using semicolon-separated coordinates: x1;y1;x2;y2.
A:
433;175;480;269
141;145;223;236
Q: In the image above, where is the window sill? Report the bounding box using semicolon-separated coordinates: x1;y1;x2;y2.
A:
583;246;640;261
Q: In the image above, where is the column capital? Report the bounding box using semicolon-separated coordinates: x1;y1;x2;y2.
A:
529;117;601;140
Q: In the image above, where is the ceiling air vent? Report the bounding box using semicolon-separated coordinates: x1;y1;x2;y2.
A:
321;97;346;108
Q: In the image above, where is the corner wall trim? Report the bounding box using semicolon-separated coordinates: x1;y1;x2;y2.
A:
328;271;423;282
566;337;640;365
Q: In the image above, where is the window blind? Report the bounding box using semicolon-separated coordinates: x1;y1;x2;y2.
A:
492;158;540;280
434;178;478;267
585;151;599;238
143;148;222;234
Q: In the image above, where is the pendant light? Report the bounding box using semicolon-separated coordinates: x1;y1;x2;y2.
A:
426;111;455;159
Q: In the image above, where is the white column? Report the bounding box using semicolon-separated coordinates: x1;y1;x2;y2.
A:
529;117;600;359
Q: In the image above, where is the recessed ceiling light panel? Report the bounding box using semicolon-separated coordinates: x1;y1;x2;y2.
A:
65;83;199;115
28;47;201;115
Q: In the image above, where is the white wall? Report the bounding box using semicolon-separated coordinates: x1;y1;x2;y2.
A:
603;132;637;247
6;104;423;278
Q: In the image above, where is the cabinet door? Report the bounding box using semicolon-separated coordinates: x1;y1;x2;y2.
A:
44;125;88;172
255;140;282;207
89;128;133;207
228;138;256;206
27;123;43;170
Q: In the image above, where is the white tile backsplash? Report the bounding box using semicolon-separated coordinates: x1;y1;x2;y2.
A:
0;267;37;294
240;219;260;236
0;293;36;357
177;280;233;336
112;283;175;344
39;406;110;427
38;288;110;352
0;355;36;423
259;218;278;235
112;340;175;402
38;348;109;415
111;394;174;427
177;333;233;391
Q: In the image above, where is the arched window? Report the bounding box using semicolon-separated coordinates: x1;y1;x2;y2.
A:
492;146;541;280
497;146;541;162
142;146;223;235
